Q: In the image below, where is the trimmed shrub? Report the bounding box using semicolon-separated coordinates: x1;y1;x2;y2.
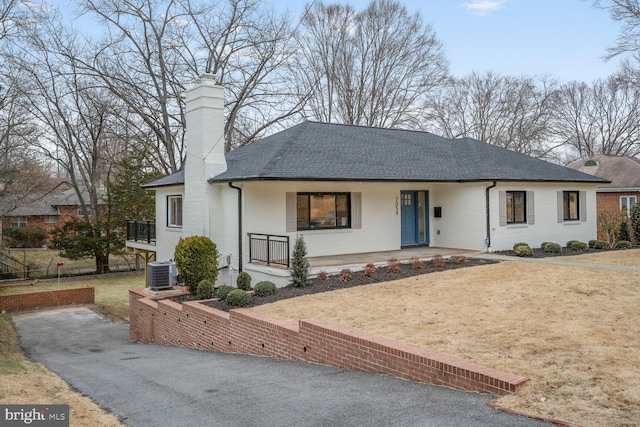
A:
253;281;278;297
451;255;468;264
237;272;252;291
316;271;329;280
387;263;401;274
411;258;426;270
588;240;598;248
568;240;588;252
513;242;529;251
541;242;561;253
362;263;377;278
616;240;633;249
215;285;234;300
196;279;214;299
593;240;611;250
338;268;353;282
174;236;218;295
513;244;533;257
225;289;251;307
431;255;446;268
291;235;310;287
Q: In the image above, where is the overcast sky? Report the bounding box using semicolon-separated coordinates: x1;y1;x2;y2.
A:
276;0;623;82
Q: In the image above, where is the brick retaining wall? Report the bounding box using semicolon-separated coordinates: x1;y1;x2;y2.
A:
0;287;95;311
129;288;528;395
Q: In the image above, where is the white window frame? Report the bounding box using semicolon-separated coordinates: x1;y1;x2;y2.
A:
77;207;92;217
10;216;27;228
167;195;183;228
620;195;637;217
45;215;58;224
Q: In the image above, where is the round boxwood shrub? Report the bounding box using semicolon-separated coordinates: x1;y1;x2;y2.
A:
253;281;278;297
568;240;588;252
197;279;214;299
541;242;561;253
215;285;234;300
616;240;632;249
593;240;611;250
174;236;218;295
513;242;529;251
225;289;251;307
237;272;252;291
513;244;533;257
588;240;598;248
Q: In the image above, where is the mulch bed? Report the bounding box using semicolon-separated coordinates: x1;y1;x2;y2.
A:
494;246;629;258
168;258;498;312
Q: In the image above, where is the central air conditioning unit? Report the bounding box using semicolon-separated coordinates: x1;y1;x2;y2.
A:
147;260;178;290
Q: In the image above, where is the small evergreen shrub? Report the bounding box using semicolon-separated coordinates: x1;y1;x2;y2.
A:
362;263;377;278
513;244;533;257
237;271;252;291
338;268;353;282
451;255;468;264
431;255;446;268
616;240;632;249
588;240;598;248
619;220;632;243
540;242;552;250
593;240;611;250
513;242;529;251
632;203;640;243
291;235;310;287
196;279;214;299
225;289;251;307
215;285;234;300
316;271;329;280
253;281;278;297
3;226;48;248
541;242;561;253
387;263;401;274
568;240;588;252
174;235;218;295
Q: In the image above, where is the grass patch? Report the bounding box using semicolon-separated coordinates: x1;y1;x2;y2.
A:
252;249;640;427
0;274;145;321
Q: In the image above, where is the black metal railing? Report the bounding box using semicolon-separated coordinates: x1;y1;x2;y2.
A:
126;220;156;244
248;233;290;267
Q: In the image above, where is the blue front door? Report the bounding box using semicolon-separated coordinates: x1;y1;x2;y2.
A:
401;191;429;247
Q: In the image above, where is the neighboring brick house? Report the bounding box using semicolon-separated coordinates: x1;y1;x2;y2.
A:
566;154;639;241
1;188;101;241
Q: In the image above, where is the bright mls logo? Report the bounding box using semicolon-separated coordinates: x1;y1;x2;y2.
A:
1;405;68;426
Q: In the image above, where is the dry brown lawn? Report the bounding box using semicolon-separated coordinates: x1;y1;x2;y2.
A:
252;249;640;427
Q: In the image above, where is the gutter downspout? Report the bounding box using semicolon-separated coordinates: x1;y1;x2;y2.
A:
228;182;243;272
485;181;497;251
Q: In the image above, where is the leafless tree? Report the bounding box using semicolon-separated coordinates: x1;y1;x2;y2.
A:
75;0;301;172
293;0;449;128
554;76;640;158
424;72;561;159
2;10;127;271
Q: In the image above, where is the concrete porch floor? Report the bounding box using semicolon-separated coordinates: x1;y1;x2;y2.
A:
307;246;474;269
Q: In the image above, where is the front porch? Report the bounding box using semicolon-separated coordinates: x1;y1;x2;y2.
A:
245;245;475;287
307;246;474;269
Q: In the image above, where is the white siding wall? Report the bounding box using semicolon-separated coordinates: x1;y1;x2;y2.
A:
489;182;598;251
430;183;488;250
154;186;185;261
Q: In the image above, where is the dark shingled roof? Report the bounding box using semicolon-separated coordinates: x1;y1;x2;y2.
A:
142;169;185;188
566;154;640;189
208;122;607;184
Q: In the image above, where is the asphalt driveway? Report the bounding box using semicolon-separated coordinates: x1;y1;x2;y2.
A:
13;307;551;427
